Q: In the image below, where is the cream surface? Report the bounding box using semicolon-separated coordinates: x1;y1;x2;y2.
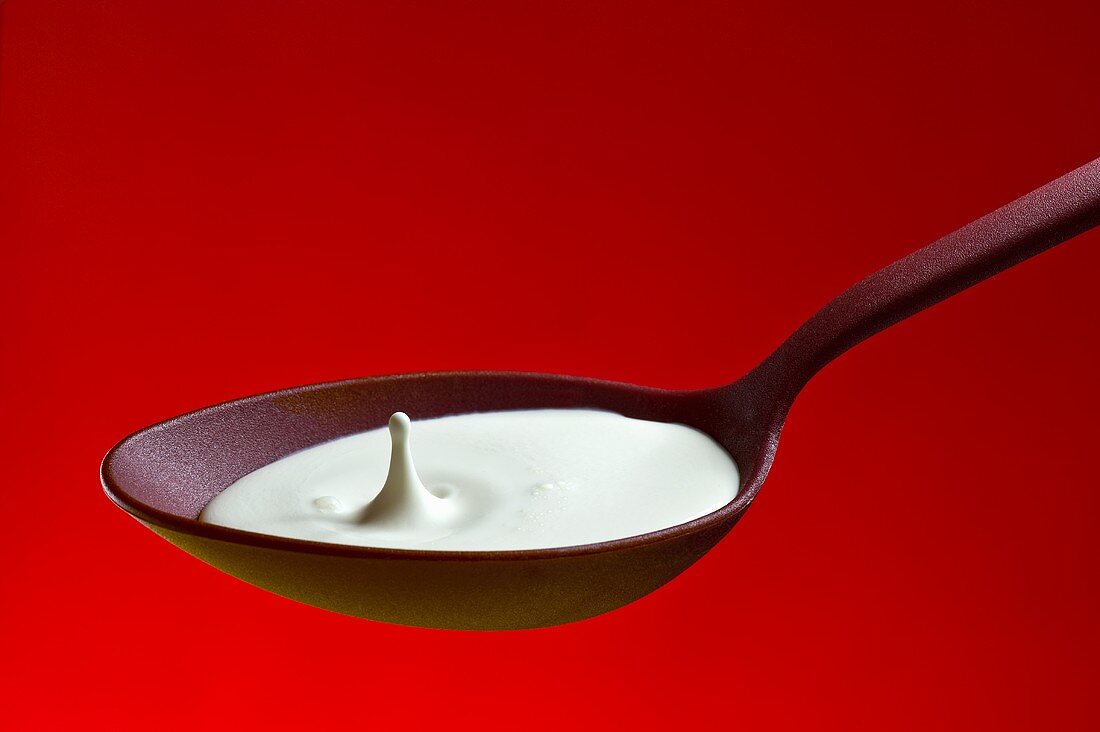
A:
199;409;739;551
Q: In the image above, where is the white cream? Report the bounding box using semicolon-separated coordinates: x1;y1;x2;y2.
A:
199;409;739;551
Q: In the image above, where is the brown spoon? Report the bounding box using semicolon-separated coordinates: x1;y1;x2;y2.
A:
102;157;1100;630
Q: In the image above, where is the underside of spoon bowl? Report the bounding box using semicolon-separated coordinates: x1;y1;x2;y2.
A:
102;372;767;629
139;514;739;630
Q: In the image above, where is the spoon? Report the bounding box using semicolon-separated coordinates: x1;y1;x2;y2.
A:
102;157;1100;630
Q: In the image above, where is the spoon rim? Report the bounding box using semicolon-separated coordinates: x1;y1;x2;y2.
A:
100;371;770;562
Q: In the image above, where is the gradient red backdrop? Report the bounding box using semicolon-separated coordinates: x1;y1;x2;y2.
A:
2;1;1098;729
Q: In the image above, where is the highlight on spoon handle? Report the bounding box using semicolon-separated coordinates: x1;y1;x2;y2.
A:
748;155;1100;415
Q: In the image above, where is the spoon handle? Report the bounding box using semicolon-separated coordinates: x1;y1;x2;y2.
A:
746;156;1100;415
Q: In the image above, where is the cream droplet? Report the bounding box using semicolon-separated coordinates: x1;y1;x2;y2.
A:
360;412;455;527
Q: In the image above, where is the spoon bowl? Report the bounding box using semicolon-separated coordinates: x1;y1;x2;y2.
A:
102;373;763;630
102;157;1100;630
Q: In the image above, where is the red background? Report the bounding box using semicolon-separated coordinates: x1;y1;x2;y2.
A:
2;1;1098;728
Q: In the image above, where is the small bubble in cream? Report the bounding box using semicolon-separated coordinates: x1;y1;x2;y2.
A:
313;496;345;514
